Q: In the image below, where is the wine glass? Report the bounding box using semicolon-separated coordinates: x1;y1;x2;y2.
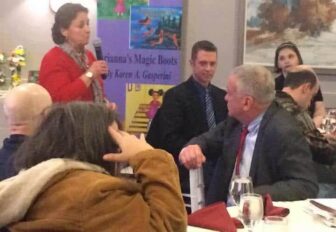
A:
229;175;253;206
322;110;336;134
240;193;264;232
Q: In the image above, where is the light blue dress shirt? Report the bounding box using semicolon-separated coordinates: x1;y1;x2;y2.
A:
238;112;265;178
227;112;265;206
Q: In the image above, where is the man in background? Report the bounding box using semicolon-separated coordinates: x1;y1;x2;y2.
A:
275;65;336;197
180;64;318;204
0;83;52;180
146;40;228;194
276;65;335;164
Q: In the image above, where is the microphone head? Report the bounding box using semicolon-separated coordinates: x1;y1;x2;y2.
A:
93;38;102;48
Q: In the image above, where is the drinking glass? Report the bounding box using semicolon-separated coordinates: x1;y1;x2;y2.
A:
322;110;336;134
229;175;253;206
240;193;264;232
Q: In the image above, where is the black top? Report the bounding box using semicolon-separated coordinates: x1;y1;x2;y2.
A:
275;73;323;116
0;134;26;180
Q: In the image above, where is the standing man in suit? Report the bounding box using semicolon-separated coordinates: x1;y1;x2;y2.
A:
146;40;228;194
179;64;318;204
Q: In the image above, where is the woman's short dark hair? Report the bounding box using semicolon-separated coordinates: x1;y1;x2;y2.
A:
14;102;121;174
274;41;303;73
52;3;88;44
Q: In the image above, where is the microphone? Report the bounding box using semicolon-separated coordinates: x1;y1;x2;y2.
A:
93;39;107;80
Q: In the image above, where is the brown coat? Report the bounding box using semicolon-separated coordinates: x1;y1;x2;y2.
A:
8;150;187;231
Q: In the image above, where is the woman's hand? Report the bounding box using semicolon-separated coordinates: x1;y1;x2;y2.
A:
88;60;108;78
103;127;153;162
106;101;117;111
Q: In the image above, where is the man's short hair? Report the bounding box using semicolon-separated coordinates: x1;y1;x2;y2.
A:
284;70;318;89
191;40;217;60
232;64;275;104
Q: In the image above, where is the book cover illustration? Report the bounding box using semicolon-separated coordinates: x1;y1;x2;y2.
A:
125;83;173;134
98;0;149;19
130;6;182;50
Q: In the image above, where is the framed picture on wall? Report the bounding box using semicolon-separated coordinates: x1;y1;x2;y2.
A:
238;0;336;74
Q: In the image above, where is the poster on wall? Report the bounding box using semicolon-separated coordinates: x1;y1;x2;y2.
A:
97;0;183;134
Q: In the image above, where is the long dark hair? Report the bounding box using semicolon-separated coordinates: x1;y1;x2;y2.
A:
274;41;303;73
14;102;121;174
52;3;88;44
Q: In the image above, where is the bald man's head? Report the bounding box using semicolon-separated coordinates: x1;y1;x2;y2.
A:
282;65;319;110
286;64;315;74
3;83;52;135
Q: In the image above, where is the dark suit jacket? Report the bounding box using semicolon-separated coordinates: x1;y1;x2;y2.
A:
188;102;318;204
147;77;228;160
0;134;26;181
146;77;228;192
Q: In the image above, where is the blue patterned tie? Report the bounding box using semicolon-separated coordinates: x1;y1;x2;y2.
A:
205;88;216;129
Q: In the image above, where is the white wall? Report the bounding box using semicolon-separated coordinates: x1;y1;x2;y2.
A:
0;0;97;80
0;0;335;107
0;0;98;141
181;0;240;89
0;0;239;88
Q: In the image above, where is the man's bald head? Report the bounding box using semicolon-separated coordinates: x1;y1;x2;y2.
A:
286;64;315;73
3;83;52;135
284;65;318;90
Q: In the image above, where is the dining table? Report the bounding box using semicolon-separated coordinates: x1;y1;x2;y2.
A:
187;199;336;232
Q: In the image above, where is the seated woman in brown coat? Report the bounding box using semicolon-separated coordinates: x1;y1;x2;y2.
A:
0;102;186;231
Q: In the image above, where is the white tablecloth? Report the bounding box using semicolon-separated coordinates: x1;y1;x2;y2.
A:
187;199;336;232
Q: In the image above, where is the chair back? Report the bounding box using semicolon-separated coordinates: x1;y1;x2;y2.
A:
183;167;205;212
